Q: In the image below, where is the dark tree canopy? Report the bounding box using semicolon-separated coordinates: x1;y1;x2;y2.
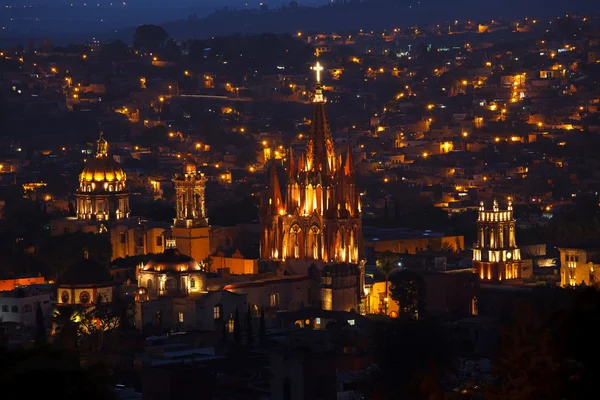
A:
388;269;425;319
133;24;169;52
36;232;112;279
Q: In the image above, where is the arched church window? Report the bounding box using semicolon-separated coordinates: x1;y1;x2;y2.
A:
190;278;196;288
147;279;153;291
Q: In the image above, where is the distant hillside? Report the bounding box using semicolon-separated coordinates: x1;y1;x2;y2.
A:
109;0;600;42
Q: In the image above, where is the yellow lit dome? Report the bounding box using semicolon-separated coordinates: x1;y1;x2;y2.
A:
142;248;204;272
78;133;127;192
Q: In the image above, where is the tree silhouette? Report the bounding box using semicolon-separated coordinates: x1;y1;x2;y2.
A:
233;308;241;343
389;269;424;320
259;306;267;347
36;232;112;279
375;251;398;314
220;320;228;346
486;300;562;400
34;303;47;347
246;304;253;349
203;256;214;273
133;25;168;52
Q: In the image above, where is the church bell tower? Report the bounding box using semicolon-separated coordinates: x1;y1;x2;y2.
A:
171;154;210;262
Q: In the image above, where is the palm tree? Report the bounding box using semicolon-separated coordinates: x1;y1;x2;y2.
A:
376;251;399;314
203;256;214;273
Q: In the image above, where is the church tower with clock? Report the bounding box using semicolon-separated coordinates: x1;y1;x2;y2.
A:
171;154;210;263
472;200;522;282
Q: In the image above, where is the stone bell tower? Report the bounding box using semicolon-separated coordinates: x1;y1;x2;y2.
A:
171;154;210;262
473;199;522;282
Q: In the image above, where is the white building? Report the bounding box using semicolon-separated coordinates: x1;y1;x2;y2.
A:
0;288;52;326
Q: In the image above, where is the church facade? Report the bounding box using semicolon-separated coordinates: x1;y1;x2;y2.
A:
50;134;168;260
259;63;365;312
170;155;211;264
472;200;522;282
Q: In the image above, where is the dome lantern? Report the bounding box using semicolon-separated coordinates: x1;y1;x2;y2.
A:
96;132;108;158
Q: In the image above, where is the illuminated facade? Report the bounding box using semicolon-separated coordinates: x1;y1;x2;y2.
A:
136;239;208;300
171;154;211;263
259;63;365;312
76;133;130;221
56;250;115;307
50;133;168;260
473;200;522;282
559;248;599;287
260;64;364;265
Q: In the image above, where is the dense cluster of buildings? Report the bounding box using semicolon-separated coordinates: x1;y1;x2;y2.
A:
2;11;600;399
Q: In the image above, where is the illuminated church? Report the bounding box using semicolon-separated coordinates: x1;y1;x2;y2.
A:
51;133;168;259
472;200;522;282
260;63;365;311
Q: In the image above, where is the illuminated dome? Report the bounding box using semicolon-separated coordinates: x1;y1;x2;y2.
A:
57;250;114;306
79;133;126;193
137;240;208;299
142;247;204;273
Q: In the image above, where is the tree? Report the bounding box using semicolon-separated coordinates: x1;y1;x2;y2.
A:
233;308;241;343
52;306;79;353
370;320;454;398
36;232;112;279
34;303;46;347
246;304;253;349
259;306;266;347
202;256;214;273
486;300;562;400
133;24;168;52
0;346;112;399
99;40;130;63
221;319;228;345
388;269;424;320
77;294;120;352
139;125;168;147
375;251;398;314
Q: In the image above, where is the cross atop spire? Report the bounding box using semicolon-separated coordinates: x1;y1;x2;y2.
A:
311;62;325;103
312;61;324;83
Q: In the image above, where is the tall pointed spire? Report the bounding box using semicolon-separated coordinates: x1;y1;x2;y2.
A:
287;147;295;181
267;162;283;214
307;61;335;177
344;145;355;177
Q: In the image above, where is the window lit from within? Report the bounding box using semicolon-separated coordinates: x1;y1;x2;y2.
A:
178;312;184;323
213;304;221;319
190;278;196;288
315;317;321;325
471;297;479;316
348;319;355;326
61;290;70;304
270;293;280;307
227;314;234;333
